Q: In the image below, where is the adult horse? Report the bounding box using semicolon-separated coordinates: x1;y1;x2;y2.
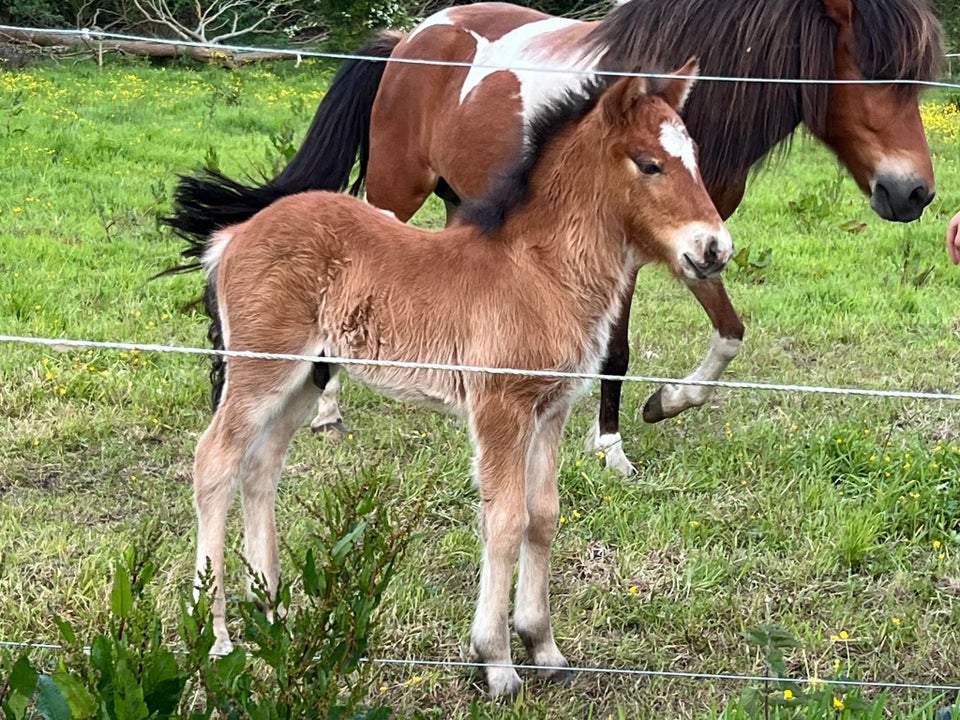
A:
166;0;942;475
188;64;728;696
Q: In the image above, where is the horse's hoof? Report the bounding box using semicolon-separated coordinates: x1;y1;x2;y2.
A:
485;666;523;699
642;388;667;423
311;418;350;434
606;448;637;476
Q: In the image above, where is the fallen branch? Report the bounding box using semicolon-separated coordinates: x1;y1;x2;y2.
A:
0;27;296;65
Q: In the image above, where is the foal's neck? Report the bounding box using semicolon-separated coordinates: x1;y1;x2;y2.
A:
499;142;630;293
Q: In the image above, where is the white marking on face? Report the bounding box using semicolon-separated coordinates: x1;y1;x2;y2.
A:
869;155;931;192
458;18;599;126
659;121;697;178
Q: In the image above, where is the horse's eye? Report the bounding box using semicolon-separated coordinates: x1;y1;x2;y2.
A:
635;158;662;175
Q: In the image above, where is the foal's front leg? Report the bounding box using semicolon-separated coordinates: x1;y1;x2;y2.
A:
468;397;535;698
640;277;743;422
514;405;570;680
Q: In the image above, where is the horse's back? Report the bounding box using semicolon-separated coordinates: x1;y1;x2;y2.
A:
366;3;589;211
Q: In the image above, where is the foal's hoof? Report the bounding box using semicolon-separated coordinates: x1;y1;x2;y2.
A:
484;666;523;699
209;636;234;656
311;418;351;434
538;658;573;684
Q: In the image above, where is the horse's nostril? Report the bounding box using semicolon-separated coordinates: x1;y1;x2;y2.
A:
704;236;719;264
910;183;933;208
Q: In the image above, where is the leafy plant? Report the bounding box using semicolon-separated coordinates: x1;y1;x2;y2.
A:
729;245;772;282
0;471;412;718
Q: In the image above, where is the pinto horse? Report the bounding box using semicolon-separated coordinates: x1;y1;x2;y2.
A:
166;0;942;475
186;64;730;697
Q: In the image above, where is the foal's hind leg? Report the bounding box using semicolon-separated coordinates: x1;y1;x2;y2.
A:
468;395;536;698
194;411;247;654
241;371;321;612
194;358;318;654
514;404;570;681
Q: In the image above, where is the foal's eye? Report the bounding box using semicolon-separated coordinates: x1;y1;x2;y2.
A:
634;158;662;176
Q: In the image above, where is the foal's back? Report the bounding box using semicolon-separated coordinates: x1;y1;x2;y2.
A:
215;192;595;401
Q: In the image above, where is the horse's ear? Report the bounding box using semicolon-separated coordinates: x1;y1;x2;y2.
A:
601;75;649;126
820;0;853;26
659;57;699;113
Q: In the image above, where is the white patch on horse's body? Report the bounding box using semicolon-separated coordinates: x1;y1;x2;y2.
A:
659;121;698;178
458;18;598;124
319;340;469;417
405;7;455;42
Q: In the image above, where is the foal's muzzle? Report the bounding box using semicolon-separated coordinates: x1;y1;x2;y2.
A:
681;228;733;280
870;174;934;223
683;252;726;279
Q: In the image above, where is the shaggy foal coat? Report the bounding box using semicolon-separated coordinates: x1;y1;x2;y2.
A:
191;65;732;698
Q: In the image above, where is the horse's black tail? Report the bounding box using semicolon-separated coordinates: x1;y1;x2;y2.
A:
161;30;403;274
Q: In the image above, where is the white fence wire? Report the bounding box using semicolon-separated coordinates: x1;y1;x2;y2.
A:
3;24;960;90
2;638;959;694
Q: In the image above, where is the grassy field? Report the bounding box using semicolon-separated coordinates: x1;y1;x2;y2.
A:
1;55;960;718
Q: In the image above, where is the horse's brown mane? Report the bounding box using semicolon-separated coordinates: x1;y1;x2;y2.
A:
586;0;943;191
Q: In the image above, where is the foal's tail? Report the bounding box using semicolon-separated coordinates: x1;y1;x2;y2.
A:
161;31;403;273
199;231;232;411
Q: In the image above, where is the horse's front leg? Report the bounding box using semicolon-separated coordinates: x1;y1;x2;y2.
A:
514;404;570;680
641;276;743;422
588;271;639;476
468;395;535;698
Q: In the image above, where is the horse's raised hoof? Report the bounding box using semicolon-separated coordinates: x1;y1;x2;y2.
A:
310;418;351;434
642;388;669;423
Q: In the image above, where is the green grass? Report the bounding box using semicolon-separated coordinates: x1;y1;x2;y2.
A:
2;56;960;718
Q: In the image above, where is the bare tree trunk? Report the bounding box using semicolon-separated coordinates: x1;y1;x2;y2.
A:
0;26;295;65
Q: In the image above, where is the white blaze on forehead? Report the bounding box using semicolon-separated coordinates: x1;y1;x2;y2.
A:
659;121;698;178
458;17;598;122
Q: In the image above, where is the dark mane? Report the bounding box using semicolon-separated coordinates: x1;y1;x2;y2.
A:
458;79;608;235
585;0;943;191
851;0;943;84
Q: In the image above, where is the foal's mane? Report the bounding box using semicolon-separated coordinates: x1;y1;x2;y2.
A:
586;0;943;190
458;78;608;235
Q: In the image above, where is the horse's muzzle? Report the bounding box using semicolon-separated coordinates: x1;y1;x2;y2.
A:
870;174;934;223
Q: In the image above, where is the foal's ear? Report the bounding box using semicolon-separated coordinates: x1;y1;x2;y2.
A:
601;75;649;126
658;57;699;113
